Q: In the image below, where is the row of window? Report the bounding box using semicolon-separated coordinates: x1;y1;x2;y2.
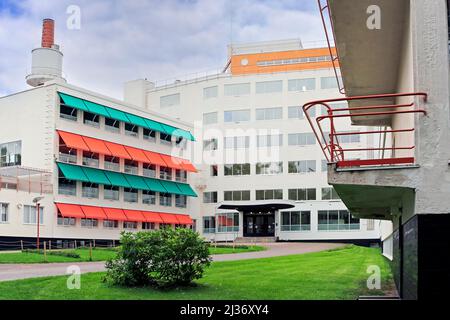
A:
0;140;21;168
203;187;340;203
0;204;43;224
256;55;332;67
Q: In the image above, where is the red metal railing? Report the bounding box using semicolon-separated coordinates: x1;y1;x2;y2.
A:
318;0;345;94
302;92;428;168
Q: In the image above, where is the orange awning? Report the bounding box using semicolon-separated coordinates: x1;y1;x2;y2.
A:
160;154;184;170
123;209;146;222
82;136;112;156
104;141;132;160
141;211;164;223
177;159;197;173
80;206;108;219
176;214;193;225
103;207;127;221
58;131;90;151
55;203;86;218
143;150;167;167
124;146;149;163
158;213;180;224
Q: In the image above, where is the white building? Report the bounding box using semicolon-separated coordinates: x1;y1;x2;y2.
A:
125;39;382;244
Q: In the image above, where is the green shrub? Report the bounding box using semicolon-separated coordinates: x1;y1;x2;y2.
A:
104;228;211;288
21;249;80;258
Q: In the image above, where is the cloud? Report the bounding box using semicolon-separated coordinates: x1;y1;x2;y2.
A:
0;0;325;99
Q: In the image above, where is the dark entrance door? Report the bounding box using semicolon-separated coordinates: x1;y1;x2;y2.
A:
243;212;275;237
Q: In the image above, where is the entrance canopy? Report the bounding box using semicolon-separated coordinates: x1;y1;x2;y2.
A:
218;200;295;212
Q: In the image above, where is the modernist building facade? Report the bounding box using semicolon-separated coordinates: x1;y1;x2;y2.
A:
124;39;381;244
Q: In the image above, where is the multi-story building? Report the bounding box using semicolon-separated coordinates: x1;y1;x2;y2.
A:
305;0;450;299
124;39;381;244
0;19;198;249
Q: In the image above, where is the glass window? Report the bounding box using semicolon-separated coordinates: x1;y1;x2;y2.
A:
203;86;218;99
105;117;120;133
224;163;251;176
0;140;21;167
203;112;218;125
224;109;251;122
82;182;99;199
203;138;218;151
257;134;283;147
124;188;138;203
143;163;156;178
104;156;120;172
255;162;283;175
59;104;77;121
224;83;250;96
57;214;75;226
210;165;218;176
288;188;316;201
142;190;156;205
224;136;250;149
318;210;359;230
321;187;340;200
175;169;187;182
288;133;315;146
58;145;77;164
288;78;316;91
81;218;98;228
82;151;99;168
124;160;138;175
83;111;99;127
160;133;172;145
124;123;138;137
255;107;283;120
58;169;77;196
203;216;216;233
143;128;156;142
255;80;283;94
217;212;239;232
175;195;187;208
0;203;9;223
280;211;311;231
123;221;138;229
288;160;316;173
160;93;180;107
142;222;156;230
321;76;341;89
203;191;218;203
255;189;283;200
103;220;119;228
160;166;172;180
104;185;119;201
223;190;250;201
23;205;44;225
160;193;172;206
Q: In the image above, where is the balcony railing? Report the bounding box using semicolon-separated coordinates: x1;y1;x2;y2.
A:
302;92;428;168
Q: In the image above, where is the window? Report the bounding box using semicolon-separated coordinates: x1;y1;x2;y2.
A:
59;145;77;164
60;103;77;121
203;191;218;203
83;111;99;127
217;212;239;232
210;165;218;176
0;140;21;167
23;205;44;224
224;190;250;201
124;160;138;175
57;214;75;226
288;188;316;201
124;123;138;137
0;203;8;223
288;78;316;91
160;166;172;180
203;216;216;233
256;162;283;175
224;83;250;96
203;138;218;151
281;211;311;231
321;160;328;172
288;160;316;173
104;185;119;201
288;133;315;146
142;222;155;230
58;170;76;196
224;136;250;149
224;163;250;176
255;189;283;200
123;221;138;229
160;193;172;206
104;156;120;172
105;117;120;133
255;107;283;120
124;188;138;203
337;131;360;143
175;195;187;208
160;93;180;107
203;86;218;99
224;109;250;122
143;128;156;142
318;210;359;230
82;182;99;198
143;163;156;178
257;134;283;147
255;80;283;94
142;190;156;205
321;187;340;200
321;76;341;89
175;169;187;182
103;220;119;228
203;112;218;125
82;151;99;168
160;133;172;145
175;136;186;149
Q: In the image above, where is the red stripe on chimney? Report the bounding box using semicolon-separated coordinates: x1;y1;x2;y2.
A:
41;19;54;48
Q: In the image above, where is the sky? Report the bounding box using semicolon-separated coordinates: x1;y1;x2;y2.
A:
0;0;325;99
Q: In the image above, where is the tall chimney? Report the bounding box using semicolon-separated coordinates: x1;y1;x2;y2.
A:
41;18;54;48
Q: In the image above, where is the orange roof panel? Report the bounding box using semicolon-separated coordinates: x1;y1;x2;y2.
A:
124;146;149;163
103;207;127;221
80;206;108;219
123;210;146;222
158;213;180;224
141;211;164;223
176;214;193;225
58;131;90;151
143;150;167;167
104;141;132;160
56;203;86;218
82;136;112;156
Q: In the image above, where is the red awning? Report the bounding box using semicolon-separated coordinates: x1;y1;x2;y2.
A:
58;131;90;151
158;213;180;224
178;160;197;173
103;207;127;221
124;146;149;163
160;154;184;170
82;136;112;156
104;141;132;160
55;203;85;218
176;214;193;225
143;150;167;167
140;211;164;223
123;209;146;222
80;206;108;219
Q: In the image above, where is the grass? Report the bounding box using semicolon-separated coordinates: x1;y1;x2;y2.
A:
0;245;265;264
0;245;394;300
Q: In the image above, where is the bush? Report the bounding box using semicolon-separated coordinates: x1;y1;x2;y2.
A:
104;228;211;288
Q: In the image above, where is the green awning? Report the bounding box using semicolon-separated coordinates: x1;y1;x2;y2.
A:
81;166;111;185
144;177;167;193
125;113;148;128
57;162;89;182
58;93;88;111
124;174;148;190
84;100;110;118
160;180;182;195
159;123;176;135
103;170;131;188
144;118;164;132
160;123;193;141
105;107;130;123
176;183;198;197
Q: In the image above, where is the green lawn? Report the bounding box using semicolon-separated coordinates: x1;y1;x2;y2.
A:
0;245;394;300
0;245;265;264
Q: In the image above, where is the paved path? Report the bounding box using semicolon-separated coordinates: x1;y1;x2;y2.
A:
0;242;345;282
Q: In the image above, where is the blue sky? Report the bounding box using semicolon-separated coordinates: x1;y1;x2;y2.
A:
0;0;325;99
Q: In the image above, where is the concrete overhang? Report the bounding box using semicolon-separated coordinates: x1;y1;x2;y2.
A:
328;0;409;126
